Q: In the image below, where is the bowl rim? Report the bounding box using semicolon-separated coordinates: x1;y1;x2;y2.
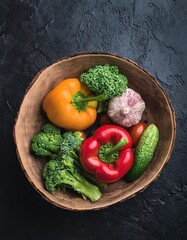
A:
13;52;176;211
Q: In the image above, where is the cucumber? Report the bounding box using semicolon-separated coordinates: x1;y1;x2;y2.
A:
125;124;159;182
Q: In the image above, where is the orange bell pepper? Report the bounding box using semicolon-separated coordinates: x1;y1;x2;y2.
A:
42;78;98;131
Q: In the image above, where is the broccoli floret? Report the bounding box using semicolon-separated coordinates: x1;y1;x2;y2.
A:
79;64;128;101
43;159;101;202
43;123;61;135
60;131;84;154
31;123;62;157
43;160;65;193
49;131;84;162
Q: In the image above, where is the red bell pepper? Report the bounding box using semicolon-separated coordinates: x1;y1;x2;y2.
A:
80;125;134;183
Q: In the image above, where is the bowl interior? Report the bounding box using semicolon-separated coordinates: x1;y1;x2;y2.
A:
14;53;176;210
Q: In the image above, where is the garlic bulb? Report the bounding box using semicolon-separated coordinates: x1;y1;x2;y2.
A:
107;88;145;127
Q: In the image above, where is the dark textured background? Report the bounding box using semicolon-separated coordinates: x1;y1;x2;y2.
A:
0;0;187;239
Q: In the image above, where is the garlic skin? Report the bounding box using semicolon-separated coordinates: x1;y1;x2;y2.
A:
107;88;145;127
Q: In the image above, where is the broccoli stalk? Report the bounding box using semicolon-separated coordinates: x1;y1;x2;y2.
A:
78;64;128;103
43;159;101;202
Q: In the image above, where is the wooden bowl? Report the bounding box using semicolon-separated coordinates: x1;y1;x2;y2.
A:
14;53;176;210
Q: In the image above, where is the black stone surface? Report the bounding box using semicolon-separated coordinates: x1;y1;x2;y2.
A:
0;0;187;239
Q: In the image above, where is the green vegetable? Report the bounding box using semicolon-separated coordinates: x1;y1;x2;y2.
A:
32;125;102;202
79;64;128;102
125;124;159;181
31;123;62;157
51;130;106;191
43;159;101;202
51;131;84;161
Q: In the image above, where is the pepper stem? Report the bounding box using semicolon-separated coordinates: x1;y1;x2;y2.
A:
99;138;127;164
76;93;108;102
105;138;127;158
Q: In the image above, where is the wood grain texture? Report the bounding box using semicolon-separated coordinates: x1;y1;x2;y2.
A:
14;53;176;210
